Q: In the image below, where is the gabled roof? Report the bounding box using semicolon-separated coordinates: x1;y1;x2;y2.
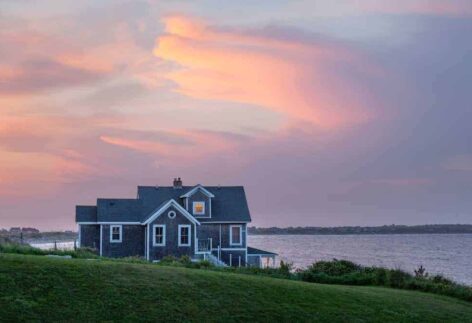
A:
76;185;251;223
143;199;200;225
180;184;215;198
138;186;251;223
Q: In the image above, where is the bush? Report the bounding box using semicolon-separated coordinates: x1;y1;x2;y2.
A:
387;269;412;288
306;259;361;276
296;259;472;303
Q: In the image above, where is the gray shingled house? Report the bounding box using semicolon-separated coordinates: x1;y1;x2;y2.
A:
76;178;276;267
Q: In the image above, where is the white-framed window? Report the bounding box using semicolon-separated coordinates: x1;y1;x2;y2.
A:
168;210;176;219
192;201;205;215
230;225;242;246
178;224;191;247
153;225;166;246
110;225;122;243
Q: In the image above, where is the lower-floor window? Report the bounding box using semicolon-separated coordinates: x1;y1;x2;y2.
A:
110;225;122;243
178;225;191;247
230;225;242;246
153;225;166;246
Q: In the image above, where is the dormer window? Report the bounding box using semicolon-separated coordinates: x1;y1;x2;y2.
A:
193;201;205;215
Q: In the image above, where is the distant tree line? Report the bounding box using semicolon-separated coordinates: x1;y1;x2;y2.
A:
248;224;472;235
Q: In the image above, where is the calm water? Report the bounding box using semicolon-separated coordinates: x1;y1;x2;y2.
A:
248;234;472;285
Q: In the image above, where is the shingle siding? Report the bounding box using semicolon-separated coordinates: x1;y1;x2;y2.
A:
197;223;247;249
101;225;145;258
75;183;256;266
187;190;211;218
80;225;100;252
148;205;195;261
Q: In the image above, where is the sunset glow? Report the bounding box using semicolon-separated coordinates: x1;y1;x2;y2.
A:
1;1;471;230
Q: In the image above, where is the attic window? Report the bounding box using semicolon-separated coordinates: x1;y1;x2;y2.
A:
193;202;205;215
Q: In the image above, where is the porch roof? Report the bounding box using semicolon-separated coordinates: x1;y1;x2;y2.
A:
247;246;277;256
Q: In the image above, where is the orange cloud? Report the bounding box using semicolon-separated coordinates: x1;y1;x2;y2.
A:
154;16;379;130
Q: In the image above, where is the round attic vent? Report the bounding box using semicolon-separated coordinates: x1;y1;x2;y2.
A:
168;211;176;219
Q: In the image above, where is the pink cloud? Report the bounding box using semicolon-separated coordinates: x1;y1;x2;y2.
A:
100;129;246;161
154;16;381;130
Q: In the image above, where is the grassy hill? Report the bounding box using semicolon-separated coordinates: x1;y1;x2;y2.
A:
1;254;471;322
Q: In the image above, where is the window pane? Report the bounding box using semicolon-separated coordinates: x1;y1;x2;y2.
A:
111;227;121;241
180;227;189;245
155;227;163;244
193;202;204;214
232;226;241;244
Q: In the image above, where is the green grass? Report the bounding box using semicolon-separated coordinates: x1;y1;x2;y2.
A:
1;254;472;322
0;242;98;259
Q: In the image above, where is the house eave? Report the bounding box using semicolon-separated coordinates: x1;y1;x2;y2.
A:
180;184;215;198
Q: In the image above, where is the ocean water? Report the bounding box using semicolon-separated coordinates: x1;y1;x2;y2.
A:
32;234;472;285
248;234;472;285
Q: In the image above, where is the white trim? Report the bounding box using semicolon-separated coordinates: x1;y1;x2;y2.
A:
178;224;191;247
194;225;198;254
229;225;243;246
144;225;147;258
168;210;176;219
99;224;103;256
245;224;248;265
146;224;150;261
211;248;247;251
77;224;81;248
110;225;122;243
152;224;166;246
192;201;205;215
180;184;215;198
199;221;250;224
76;220;249;225
143;199;200;225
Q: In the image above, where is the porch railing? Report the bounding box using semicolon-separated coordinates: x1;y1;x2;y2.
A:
197;238;212;252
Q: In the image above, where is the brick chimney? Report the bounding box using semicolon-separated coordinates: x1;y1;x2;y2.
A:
173;177;183;189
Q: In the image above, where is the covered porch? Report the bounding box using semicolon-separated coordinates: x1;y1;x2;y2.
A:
247;246;277;268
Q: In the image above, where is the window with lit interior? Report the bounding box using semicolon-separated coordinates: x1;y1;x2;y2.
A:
193;201;205;215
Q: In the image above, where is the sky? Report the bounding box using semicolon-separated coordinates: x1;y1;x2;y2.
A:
1;0;471;230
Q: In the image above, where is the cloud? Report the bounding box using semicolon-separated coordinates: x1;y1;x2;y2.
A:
0;59;103;95
359;0;472;17
153;16;381;130
100;128;248;160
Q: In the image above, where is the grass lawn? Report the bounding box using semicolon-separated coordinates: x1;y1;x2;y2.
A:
0;254;471;322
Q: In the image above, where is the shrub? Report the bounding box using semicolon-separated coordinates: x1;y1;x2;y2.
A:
306;259;361;276
179;255;192;266
414;265;428;278
387;269;412;288
431;274;454;285
279;260;293;275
